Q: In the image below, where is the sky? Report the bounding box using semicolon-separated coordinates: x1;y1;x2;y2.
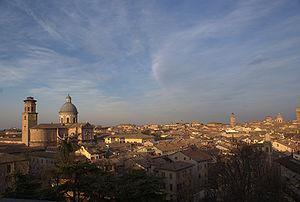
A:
0;0;300;128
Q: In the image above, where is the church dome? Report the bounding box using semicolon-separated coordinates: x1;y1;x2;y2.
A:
59;95;78;114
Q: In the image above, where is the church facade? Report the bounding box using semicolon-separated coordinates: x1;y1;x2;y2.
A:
21;95;94;147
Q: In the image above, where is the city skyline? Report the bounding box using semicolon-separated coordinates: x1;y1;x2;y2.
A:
1;0;300;128
1;94;300;129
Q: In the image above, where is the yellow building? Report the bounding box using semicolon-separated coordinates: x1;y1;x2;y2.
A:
104;133;153;144
76;145;101;161
272;141;298;153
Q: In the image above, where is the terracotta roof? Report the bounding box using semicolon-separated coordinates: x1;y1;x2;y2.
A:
30;123;66;129
0;153;28;164
67;122;94;128
136;155;171;169
156;161;193;171
154;140;188;152
181;147;212;162
109;133;153;139
30;151;57;159
0;144;44;154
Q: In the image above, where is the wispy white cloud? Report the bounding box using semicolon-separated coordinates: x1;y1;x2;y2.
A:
146;0;300;122
0;0;299;126
151;0;299;90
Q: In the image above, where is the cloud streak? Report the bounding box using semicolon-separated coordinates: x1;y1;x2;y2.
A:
0;0;300;127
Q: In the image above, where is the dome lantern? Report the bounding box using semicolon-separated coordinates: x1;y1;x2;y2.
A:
66;94;71;103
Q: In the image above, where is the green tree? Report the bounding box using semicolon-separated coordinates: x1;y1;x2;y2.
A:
54;161;109;201
2;171;41;199
115;170;165;202
57;135;79;164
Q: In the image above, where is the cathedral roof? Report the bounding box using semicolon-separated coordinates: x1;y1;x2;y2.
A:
59;94;78;114
31;123;66;129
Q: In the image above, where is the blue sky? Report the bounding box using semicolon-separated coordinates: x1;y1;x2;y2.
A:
0;0;300;128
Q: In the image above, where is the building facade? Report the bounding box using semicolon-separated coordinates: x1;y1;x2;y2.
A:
275;154;300;201
168;147;212;200
21;95;94;147
0;153;29;193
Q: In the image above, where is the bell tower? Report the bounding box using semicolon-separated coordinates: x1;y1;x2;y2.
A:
230;113;236;128
22;97;38;146
296;107;300;125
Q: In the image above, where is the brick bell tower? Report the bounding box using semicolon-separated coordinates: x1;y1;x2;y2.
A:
230;113;236;128
22;96;38;146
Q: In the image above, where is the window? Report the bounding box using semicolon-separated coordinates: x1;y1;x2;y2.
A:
73;117;75;123
61;118;63;123
24;116;26;120
31;107;34;112
169;184;173;191
175;156;178;160
184;157;186;160
27;107;30;111
67;117;69;123
169;173;173;179
198;174;201;179
161;172;165;177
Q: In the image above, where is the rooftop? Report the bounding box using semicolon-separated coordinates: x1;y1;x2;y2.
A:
0;153;28;164
30;123;66;129
181;147;212;162
275;155;300;175
156;161;193;172
109;133;153;139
